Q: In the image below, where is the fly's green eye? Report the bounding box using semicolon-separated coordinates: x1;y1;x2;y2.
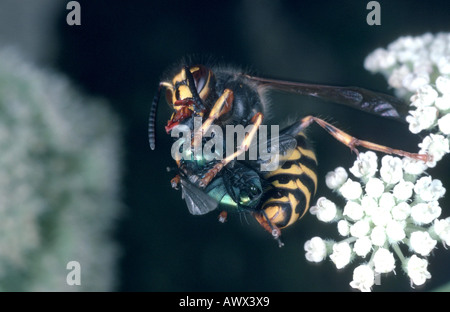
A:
249;185;259;196
239;191;250;205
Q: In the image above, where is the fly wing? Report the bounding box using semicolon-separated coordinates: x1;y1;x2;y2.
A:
247;129;298;169
180;177;219;215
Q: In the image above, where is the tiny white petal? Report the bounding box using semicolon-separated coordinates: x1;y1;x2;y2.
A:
391;202;411;221
402;157;427;176
409;231;437;256
353;236;373;257
350;219;371;238
371;195;394;227
402;72;430;92
432;218;450;245
339;179;363;200
414;176;446;202
373;248;396;273
325;167;348;190
393;180;415;201
361;195;378;217
406;107;438;134
309;197;337;223
370;208;392;227
388;65;410;89
343;201;364;221
329;242;352;269
350;265;375;292
436;76;450;95
414;85;439;106
371;226;387;247
413;60;433;76
411;201;442;225
406;255;431;286
379;193;396;210
406;113;423;134
304;237;327;263
364;48;396;72
414;175;431;195
371;212;393;227
437;55;450;74
380;156;404;184
386;220;406;243
419;134;450;167
337;220;350;236
365;178;385;198
434;95;450;111
349;151;378;179
438;114;450;135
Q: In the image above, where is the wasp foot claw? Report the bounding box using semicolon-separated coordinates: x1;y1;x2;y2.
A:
277;238;285;248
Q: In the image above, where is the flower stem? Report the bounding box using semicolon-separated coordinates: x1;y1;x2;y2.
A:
368;246;379;267
404;223;426;234
391;243;406;264
341;236;358;244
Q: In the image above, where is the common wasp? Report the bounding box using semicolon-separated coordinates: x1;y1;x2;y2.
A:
148;61;429;246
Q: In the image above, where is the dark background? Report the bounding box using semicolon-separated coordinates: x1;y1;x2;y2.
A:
52;0;450;291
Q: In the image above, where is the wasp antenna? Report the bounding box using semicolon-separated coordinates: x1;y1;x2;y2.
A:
149;83;164;150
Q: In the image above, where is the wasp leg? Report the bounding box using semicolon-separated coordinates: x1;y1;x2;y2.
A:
295;116;430;162
218;211;228;223
198;112;264;188
192;88;234;150
252;211;284;247
200;89;233;133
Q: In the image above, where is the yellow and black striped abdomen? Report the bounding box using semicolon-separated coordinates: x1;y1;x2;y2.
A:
260;133;318;229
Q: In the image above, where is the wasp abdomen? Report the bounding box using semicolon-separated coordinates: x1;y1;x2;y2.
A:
260;133;318;229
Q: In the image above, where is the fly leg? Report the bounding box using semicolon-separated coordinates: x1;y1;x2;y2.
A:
218;211;228;223
170;175;181;190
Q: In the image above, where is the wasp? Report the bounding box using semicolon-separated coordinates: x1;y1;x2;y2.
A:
148;62;429;246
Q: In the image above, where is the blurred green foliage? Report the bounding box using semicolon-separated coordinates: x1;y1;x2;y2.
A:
0;48;122;291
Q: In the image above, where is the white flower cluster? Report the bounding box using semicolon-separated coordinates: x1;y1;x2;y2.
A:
0;48;122;291
364;33;450;167
304;152;448;291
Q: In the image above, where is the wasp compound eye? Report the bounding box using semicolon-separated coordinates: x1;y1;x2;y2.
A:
165;89;173;105
191;65;209;94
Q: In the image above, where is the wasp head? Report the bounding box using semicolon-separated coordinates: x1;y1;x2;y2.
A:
163;65;215;133
149;64;215;150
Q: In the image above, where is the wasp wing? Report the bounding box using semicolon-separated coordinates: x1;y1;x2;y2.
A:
180;177;219;215
245;75;408;122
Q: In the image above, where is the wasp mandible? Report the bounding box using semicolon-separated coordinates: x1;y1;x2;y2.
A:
149;62;429;246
